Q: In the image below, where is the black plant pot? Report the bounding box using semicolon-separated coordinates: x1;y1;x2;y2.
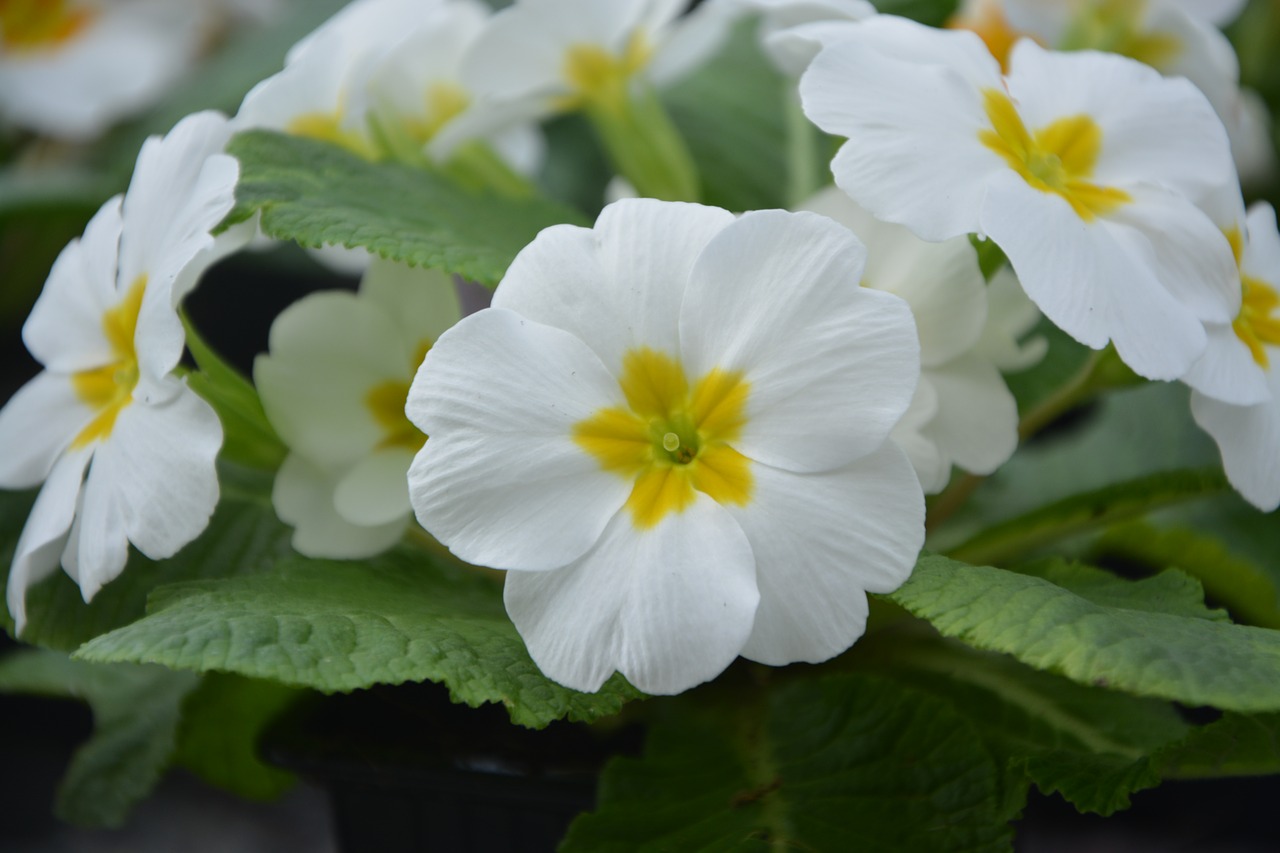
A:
262;681;638;853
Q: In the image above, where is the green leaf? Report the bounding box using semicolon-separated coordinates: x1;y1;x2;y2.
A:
854;632;1190;815
1019;559;1228;621
890;554;1280;713
173;673;300;800
75;550;638;729
183;314;286;471
0;648;198;827
227;130;588;286
871;0;961;27
663;19;803;211
563;674;1013;851
1093;522;1280;629
7;474;294;651
1160;711;1280;779
947;468;1229;566
1001;318;1092;416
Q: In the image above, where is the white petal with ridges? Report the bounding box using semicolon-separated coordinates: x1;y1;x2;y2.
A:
504;493;758;694
681;209;919;472
334;448;416;528
922;353;1019;476
6;446;92;634
1192;366;1280;512
1182;322;1269;406
730;443;923;665
407;309;633;571
0;373;94;489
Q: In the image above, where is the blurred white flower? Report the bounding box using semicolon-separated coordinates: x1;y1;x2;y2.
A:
800;17;1238;382
803;187;1024;492
0;111;240;631
0;0;212;139
407;198;924;695
255;260;461;558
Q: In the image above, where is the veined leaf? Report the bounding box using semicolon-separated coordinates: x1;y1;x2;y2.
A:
562;674;1013;851
889;554;1280;712
0;648;198;828
227;130;588;286
75;550;638;729
1160;711;1280;779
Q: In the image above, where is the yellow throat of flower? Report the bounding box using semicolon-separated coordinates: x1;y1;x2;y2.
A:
1226;228;1280;369
1061;0;1182;69
70;276;145;449
573;347;753;529
0;0;94;52
402;82;471;145
287;105;380;161
979;89;1131;221
365;338;432;452
560;32;653;112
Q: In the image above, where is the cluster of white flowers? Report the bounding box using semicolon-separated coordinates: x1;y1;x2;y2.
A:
2;0;1277;697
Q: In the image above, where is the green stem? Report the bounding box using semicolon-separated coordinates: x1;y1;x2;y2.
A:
584;84;701;202
439;141;538;198
784;89;823;208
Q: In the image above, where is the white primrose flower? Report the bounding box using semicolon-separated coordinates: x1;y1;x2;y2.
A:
950;0;1273;182
0;111;240;631
802;187;1022;492
0;0;211;139
255;260;461;559
799;16;1239;382
406;198;925;695
1187;200;1280;511
712;0;875;75
976;265;1048;373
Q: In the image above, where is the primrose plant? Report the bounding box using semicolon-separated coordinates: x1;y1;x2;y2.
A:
2;0;1280;846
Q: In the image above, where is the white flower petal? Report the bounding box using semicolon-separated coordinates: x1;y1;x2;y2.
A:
407;308;633;571
1192;369;1280;512
1182;322;1270;406
71;451;131;603
359;260;462;353
494;199;735;376
680;209;919;472
273;453;410;559
976;266;1047;373
979;171;1207;380
1245;202;1280;284
22;197;123;374
333;448;416;528
730;442;923;665
0;373;94;489
504;493;758;694
93;382;222;563
799;21;1004;242
891;376;948;493
922;352;1019;476
254;292;409;467
6;446;92;634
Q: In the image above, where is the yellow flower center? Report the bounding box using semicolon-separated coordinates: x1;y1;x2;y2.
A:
287;109;380;161
560;32;652;111
979;89;1131;221
0;0;94;52
1225;228;1280;369
364;339;432;451
400;82;471;145
574;348;753;529
70;276;145;449
1060;1;1182;69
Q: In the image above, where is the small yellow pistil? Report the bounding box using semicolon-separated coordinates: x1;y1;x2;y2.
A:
574;348;752;529
70;276;146;449
979;89;1131;221
364;339;432;451
560;32;652;111
1226;228;1280;369
0;0;94;52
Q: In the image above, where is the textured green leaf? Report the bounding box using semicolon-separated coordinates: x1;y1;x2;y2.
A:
890;554;1280;712
854;632;1190;815
183;315;286;471
173;673;299;800
563;674;1013;852
227;130;588;285
1160;711;1280;779
0;648;198;827
75;550;638;729
6;472;293;651
664;20;803;211
948;469;1228;566
1093;522;1280;629
1018;559;1228;621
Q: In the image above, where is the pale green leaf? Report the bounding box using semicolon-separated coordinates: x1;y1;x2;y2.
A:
227;130;588;285
563;674;1013;852
75;550;638;729
889;554;1280;712
0;648;198;828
